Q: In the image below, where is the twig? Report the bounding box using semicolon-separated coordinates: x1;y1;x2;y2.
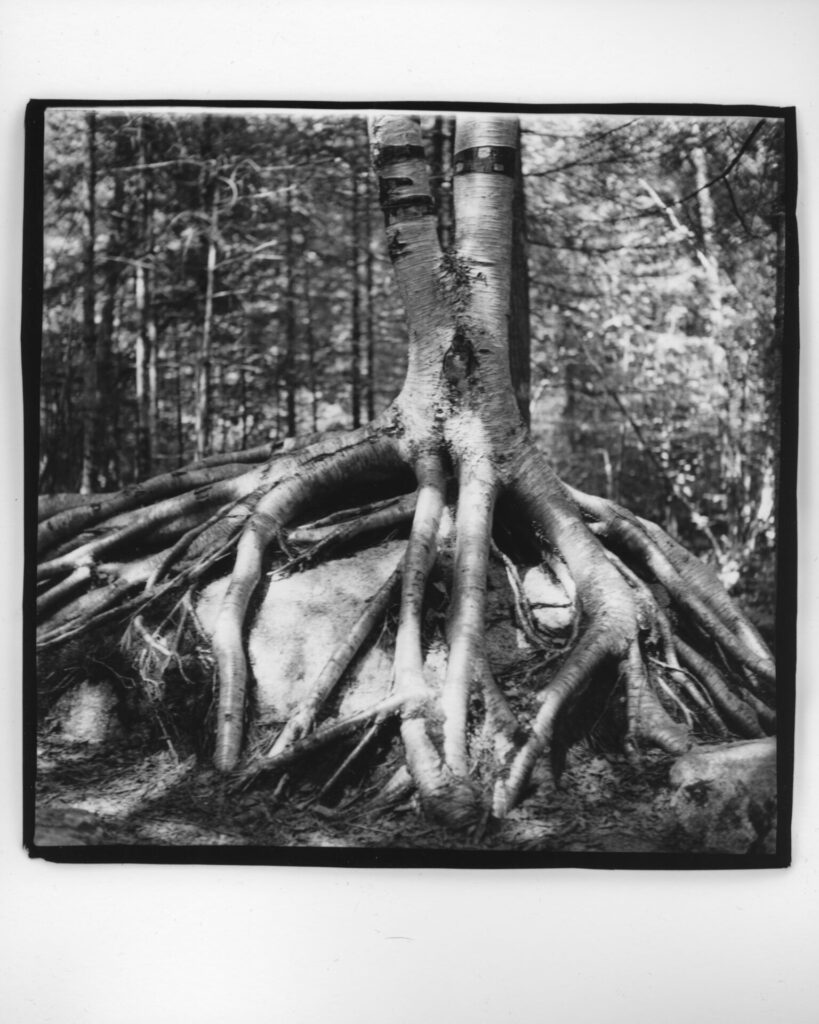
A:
236;693;406;788
317;720;383;799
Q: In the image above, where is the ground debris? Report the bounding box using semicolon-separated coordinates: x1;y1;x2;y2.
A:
34;729;687;851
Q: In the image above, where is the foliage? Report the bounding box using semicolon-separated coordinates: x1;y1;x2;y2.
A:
523;115;783;603
40;110;407;490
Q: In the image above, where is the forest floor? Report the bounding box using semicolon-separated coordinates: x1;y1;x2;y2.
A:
33;733;684;853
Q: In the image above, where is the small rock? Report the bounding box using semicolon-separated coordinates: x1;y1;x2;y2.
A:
49;679;123;746
522;565;574;631
670;738;777;854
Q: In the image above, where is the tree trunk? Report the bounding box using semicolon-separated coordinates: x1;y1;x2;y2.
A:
283;182;298;438
98;143;125;490
690;123;722;322
196;186;218;461
134;118;160;479
350;167;362;429
303;258;319;433
364;167;376;423
79;112;98;495
173;323;184;466
509;124;532;424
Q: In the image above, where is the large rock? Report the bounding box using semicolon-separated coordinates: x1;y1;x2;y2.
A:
195;535;557;735
197;541;404;725
670;738;777;854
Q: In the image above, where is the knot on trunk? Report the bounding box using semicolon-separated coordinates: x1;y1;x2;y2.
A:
443;330;477;392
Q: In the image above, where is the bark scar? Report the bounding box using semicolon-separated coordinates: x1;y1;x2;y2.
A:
443;330;478;390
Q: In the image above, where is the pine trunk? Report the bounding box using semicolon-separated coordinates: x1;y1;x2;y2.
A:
196;190;218;461
284;183;298;438
350;167;362;429
79;112;98;494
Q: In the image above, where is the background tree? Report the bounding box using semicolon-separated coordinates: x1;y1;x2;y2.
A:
524;115;783;624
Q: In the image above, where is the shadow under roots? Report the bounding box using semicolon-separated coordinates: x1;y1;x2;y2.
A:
549;659;628;782
493;491;546;564
286;465;417;531
281;719;405;810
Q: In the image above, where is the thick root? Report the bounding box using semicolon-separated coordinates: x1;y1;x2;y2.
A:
622;641;691;756
281;492;416;573
441;460;497;776
568;486;775;687
237;694;407;786
211;423;403;769
392;454;483;827
37;462;257;553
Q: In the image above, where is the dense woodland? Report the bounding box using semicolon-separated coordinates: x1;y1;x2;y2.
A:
39;108;784;624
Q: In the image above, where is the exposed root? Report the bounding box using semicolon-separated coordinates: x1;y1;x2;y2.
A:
441;460;497;777
36;564;95;617
38;462;258;555
650;606;717;715
37;553;167;646
477;656;522;775
143;492;255;591
494;628;610;816
569;486;775;687
36;527;244;649
622;641;691;756
211;423;401;769
391;453;483;828
38;468;264;582
287;493;414;538
638;516;773;670
237;694;406;787
675;637;765;739
363;765;416;812
280;492;416;574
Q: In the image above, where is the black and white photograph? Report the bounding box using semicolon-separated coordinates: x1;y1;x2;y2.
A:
4;3;819;1023
25;103;796;863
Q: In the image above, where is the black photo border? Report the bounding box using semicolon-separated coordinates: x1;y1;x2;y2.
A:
21;99;799;869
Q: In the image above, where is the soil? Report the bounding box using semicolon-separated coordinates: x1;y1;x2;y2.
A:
34;734;682;853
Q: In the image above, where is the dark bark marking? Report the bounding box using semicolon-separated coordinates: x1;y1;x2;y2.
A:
372;144;427;170
443;330;478;390
453;146;516;178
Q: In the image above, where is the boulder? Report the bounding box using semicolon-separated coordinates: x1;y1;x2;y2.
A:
197;541;405;725
670;737;777;854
